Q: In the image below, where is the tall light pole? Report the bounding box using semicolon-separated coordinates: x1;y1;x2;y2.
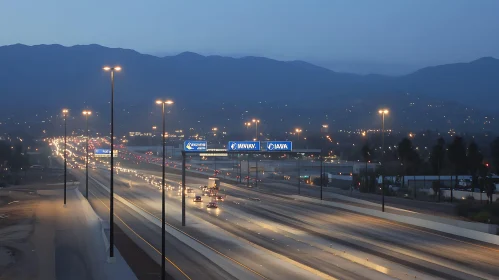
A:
378;109;389;212
62;109;69;205
156;99;174;280
244;122;251;140
82;110;92;199
151;126;157;147
252;119;260;140
295;128;302;141
103;65;121;261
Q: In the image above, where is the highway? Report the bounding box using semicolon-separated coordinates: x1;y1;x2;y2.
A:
55;139;499;279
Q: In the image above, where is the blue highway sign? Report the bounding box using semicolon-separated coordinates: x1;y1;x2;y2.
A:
184;141;207;152
266;141;292;152
94;148;118;157
227;141;260;151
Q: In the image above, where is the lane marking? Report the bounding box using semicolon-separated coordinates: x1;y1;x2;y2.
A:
87;187;192;280
89;176;268;280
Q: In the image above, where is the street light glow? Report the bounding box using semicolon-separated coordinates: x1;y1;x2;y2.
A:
295;128;302;133
62;109;69;114
82;110;92;115
103;66;121;71
156;100;174;105
378;109;389;114
252;119;260;123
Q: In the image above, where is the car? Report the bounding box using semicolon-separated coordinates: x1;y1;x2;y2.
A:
207;202;218;209
193;196;203;202
216;195;224;201
187;188;194;194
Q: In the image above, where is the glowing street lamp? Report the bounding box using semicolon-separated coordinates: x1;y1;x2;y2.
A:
62;109;69;205
295;128;302;140
82;110;92;199
252;119;260;140
102;65;121;261
378;108;389;212
155;99;174;280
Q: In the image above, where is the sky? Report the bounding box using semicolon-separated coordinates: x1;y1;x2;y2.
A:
1;0;499;73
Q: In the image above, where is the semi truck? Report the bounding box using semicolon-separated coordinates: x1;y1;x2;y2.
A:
208;177;220;190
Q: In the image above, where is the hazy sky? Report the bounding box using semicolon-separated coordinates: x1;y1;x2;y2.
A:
1;0;499;67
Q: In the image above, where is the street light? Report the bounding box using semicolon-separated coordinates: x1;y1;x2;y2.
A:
82;110;92;199
103;65;121;261
378;109;389;212
156;99;174;280
252;119;260;140
151;126;157;146
295;128;302;140
244;122;251;140
62;109;69;206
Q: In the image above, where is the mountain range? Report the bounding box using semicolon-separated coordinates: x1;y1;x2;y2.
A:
0;44;498;135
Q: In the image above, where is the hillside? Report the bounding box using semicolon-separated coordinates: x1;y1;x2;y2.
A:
0;44;498;134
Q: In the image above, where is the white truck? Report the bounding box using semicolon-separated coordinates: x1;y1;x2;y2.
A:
208;177;220;190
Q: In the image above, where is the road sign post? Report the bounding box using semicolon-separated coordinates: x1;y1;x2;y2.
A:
182;151;186;226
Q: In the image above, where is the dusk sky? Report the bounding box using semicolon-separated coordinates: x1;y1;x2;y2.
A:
2;0;499;72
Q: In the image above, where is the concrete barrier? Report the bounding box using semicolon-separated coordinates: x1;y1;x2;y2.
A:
291;195;499;246
327;192;498;234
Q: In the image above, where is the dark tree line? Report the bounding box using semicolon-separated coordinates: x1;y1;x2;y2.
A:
0;141;30;173
359;136;499;202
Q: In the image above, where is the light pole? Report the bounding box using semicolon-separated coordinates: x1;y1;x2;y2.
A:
295;128;302;142
103;65;121;261
252;119;260;140
82;110;92;199
244;122;251;140
156;99;174;280
151;126;157;147
378;109;389;212
62;109;69;205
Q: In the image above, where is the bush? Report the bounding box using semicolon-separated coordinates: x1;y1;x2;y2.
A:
473;211;491;223
456;202;473;217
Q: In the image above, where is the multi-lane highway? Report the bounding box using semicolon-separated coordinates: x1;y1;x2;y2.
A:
53;138;499;280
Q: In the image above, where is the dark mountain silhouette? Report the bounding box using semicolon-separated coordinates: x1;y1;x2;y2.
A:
0;44;498;134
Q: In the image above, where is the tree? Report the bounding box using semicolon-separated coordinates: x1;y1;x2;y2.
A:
478;164;489;202
429;137;446;201
398;138;420;196
9;144;29;173
361;142;372;191
0;141;11;164
485;179;495;204
448;136;467;202
467;141;483;193
490;137;499;173
448;136;467;175
397;138;414;176
430;137;446;175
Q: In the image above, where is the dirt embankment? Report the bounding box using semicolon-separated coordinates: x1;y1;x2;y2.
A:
0;190;38;279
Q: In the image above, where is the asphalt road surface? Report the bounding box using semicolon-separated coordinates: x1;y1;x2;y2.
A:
57;141;499;280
